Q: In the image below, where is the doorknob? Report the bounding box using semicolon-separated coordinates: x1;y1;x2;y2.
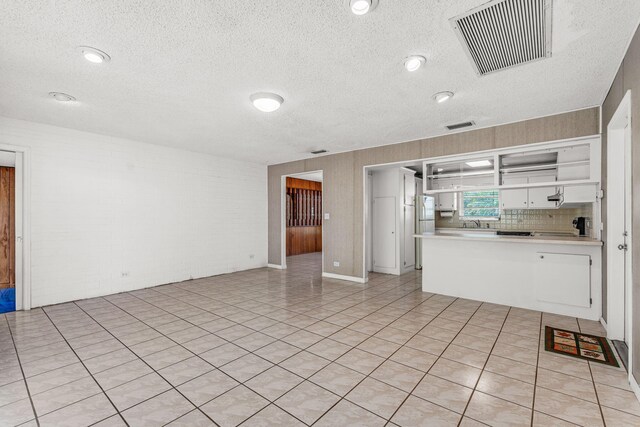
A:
618;244;628;250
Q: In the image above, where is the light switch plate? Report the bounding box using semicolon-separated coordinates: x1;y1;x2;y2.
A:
324;213;330;220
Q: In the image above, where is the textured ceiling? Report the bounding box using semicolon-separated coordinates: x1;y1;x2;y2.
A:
1;1;639;165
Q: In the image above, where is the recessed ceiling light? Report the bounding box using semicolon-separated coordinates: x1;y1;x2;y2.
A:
433;91;454;103
78;46;111;63
48;92;76;102
404;56;426;72
250;92;284;113
347;0;378;15
465;160;492;168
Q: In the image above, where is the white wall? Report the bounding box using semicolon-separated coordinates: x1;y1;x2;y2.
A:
0;116;268;307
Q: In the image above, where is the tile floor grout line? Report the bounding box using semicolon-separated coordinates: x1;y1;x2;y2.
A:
529;310;543;426
100;287;343;426
71;300;224;427
217;274;435;425
457;307;513;426
4;315;41;427
387;301;492;426
39;306;128;427
5;255;631;426
118;269;436;426
309;293;458;426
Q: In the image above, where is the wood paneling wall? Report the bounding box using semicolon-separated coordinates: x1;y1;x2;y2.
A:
601;23;640;382
0;167;15;288
286;177;322;256
268;107;599;278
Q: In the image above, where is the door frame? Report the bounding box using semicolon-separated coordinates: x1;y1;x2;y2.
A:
0;144;31;311
605;90;633;363
279;171;324;270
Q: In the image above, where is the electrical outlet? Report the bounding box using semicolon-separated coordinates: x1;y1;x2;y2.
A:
121;271;129;277
324;213;330;220
333;261;340;267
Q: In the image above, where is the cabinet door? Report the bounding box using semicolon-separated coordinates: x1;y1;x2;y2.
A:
528;175;557;209
403;173;416;205
437;191;456;210
501;176;528;209
403;205;415;269
373;197;396;269
535;253;591;307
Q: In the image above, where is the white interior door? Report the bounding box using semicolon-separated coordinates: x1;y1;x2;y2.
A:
373;197;396;269
606;92;632;342
366;173;373;273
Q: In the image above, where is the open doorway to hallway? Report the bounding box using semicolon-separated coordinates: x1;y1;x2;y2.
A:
0;152;16;313
283;171;323;271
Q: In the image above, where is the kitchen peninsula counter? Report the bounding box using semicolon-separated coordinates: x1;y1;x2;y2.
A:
416;230;602;320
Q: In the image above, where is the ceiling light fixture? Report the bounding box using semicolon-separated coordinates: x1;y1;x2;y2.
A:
250;92;284;113
465;160;492;168
48;92;76;102
78;46;111;63
347;0;378;15
433;91;454;103
404;56;426;72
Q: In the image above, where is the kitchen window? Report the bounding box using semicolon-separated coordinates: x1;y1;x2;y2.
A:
460;190;500;219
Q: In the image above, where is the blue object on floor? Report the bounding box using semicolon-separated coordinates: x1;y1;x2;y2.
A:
0;288;15;313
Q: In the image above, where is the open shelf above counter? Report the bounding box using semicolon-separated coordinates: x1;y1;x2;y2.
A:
423;136;600;195
422;136;601;210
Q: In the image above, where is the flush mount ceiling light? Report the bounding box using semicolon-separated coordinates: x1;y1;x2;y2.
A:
78;46;111;63
250;92;284;113
433;91;454;103
346;0;379;16
466;160;492;168
48;92;76;102
404;55;426;72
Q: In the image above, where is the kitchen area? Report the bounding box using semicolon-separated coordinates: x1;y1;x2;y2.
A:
367;135;604;321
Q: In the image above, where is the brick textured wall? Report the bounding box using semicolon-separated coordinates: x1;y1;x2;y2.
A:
0;116;267;307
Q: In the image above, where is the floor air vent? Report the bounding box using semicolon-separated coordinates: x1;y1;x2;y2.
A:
451;0;552;76
446;121;475;131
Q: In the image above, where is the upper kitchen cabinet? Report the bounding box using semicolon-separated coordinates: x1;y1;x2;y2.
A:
424;157;495;211
423;137;601;208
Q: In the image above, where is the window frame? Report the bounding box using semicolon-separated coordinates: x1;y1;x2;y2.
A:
459;189;501;220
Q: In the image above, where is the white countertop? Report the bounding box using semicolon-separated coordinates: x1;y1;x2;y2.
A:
414;231;603;246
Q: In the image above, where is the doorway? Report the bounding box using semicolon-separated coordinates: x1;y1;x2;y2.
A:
0;163;15;313
281;171;323;271
0;147;28;313
606;90;633;372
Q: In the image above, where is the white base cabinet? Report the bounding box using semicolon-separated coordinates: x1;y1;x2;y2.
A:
419;237;602;320
534;253;591;308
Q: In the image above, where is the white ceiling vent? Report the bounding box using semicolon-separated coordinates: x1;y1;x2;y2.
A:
451;0;553;76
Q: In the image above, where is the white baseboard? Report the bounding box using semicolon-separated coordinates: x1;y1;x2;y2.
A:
267;264;285;270
322;272;367;284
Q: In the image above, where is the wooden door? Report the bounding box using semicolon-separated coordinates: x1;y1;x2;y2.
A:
0;167;15;287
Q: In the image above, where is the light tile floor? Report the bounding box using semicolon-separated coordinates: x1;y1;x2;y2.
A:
1;252;639;426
